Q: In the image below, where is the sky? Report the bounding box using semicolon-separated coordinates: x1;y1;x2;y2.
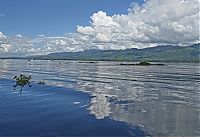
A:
0;0;199;56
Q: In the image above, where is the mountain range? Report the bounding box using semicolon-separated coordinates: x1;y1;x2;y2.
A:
32;43;199;62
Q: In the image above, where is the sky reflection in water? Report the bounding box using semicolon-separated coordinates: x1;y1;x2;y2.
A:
0;59;199;136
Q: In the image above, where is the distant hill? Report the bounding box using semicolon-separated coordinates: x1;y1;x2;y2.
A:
32;44;199;62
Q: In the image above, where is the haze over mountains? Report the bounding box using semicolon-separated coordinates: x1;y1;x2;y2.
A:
31;43;199;62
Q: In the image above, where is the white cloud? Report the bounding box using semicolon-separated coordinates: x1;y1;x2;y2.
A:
29;34;87;55
1;43;12;52
0;32;35;56
0;31;7;40
55;39;67;45
38;34;46;37
90;11;119;27
0;43;35;54
15;34;24;38
95;33;111;43
0;14;4;17
77;0;199;49
77;26;94;35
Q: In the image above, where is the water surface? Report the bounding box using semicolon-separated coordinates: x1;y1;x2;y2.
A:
0;59;199;136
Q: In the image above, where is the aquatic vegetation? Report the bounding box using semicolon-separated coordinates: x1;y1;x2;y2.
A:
13;74;45;93
13;75;32;92
137;62;165;66
78;61;97;64
119;61;165;66
138;61;151;66
37;81;46;85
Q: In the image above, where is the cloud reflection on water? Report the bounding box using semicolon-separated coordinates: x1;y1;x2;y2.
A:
0;59;199;136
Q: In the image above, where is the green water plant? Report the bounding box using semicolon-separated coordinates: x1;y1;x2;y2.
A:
138;61;151;66
13;74;45;93
13;75;32;92
119;61;165;66
37;81;46;85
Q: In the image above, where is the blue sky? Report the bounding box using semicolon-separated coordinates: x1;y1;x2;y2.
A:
0;0;142;37
0;0;199;56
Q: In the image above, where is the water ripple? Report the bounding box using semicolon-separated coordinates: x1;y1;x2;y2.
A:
0;59;199;136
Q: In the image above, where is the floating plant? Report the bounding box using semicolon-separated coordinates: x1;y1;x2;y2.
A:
13;74;45;93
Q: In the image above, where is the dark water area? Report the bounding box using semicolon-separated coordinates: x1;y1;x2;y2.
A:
0;59;199;136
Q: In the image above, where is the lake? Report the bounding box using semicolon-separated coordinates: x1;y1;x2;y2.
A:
0;59;199;136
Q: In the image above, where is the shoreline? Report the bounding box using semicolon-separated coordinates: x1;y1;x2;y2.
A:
0;58;199;63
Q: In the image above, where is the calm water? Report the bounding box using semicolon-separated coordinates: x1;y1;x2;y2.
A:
0;59;199;136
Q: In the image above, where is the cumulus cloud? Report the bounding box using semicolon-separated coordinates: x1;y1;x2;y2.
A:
77;26;94;36
27;34;89;55
0;32;35;56
0;31;7;40
77;0;199;49
15;34;24;38
38;34;46;38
